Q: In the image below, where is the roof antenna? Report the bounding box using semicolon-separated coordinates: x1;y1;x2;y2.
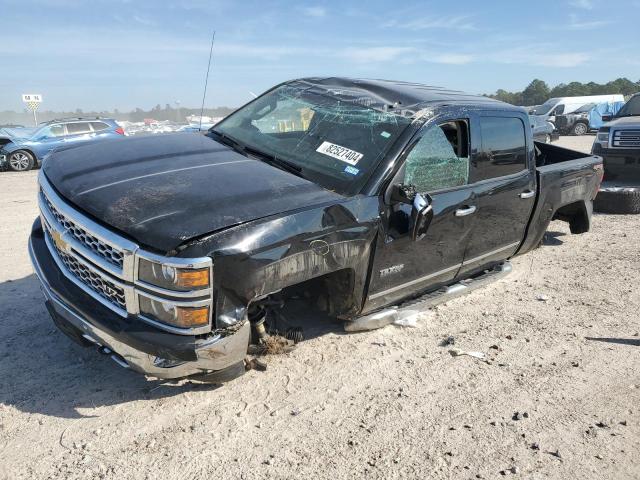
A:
199;30;216;131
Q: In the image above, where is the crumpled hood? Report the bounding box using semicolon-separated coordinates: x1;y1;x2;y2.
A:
43;133;344;252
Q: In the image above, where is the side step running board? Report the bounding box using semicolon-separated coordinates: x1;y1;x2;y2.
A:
345;262;512;332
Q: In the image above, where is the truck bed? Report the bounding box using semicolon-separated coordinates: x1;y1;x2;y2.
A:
518;142;603;255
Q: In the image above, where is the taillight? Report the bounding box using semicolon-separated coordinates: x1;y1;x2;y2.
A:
115;127;125;135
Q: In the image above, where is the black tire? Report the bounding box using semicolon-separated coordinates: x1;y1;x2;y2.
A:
8;150;35;172
572;122;588;136
594;189;640;214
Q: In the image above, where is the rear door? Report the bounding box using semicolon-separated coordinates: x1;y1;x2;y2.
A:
458;114;535;275
365;116;478;311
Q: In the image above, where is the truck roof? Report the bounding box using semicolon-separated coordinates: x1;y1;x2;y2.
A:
292;77;518;117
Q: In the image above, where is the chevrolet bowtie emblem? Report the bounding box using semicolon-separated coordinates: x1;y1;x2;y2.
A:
51;229;70;253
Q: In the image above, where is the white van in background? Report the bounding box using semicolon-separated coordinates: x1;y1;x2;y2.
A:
531;94;625;125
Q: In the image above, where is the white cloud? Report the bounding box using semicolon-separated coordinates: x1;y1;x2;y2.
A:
301;6;326;17
489;47;590;67
567;14;611;29
569;0;595;9
385;15;475;31
339;46;415;63
429;54;474;65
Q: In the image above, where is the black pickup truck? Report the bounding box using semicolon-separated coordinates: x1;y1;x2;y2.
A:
29;78;603;381
592;93;640;213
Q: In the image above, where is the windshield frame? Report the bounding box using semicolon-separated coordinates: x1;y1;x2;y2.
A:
210;82;414;196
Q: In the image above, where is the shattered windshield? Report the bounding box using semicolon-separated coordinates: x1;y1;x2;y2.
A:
618;96;640;117
211;84;412;195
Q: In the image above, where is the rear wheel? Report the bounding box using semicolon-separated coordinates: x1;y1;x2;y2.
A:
8;150;35;172
594;189;640;214
572;122;588;136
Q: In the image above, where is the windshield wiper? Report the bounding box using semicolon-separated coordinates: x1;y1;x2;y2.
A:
210;130;304;178
210;130;247;156
244;146;305;178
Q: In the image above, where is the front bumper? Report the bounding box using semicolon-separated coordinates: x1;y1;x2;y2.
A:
592;146;640;183
0;154;6;168
29;222;249;379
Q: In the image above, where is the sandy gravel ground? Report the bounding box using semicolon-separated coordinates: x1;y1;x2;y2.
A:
1;136;639;480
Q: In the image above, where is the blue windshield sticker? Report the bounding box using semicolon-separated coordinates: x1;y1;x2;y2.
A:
344;165;360;176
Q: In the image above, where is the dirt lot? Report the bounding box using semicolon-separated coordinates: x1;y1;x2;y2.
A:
1;136;639;480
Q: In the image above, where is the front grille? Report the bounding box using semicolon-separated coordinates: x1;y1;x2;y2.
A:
555;117;568;129
37;172;213;334
613;129;640;148
41;189;124;269
45;228;127;310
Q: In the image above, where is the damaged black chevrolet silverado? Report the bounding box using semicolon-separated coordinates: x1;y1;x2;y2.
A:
29;78;603;382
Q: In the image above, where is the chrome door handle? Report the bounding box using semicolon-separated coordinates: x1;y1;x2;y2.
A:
519;190;535;199
455;205;477;217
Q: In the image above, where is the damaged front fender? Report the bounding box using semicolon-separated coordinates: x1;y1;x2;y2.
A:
180;196;381;327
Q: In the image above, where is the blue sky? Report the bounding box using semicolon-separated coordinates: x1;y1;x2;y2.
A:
1;0;639;111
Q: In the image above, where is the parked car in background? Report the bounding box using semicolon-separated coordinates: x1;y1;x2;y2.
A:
554;103;597;135
592;93;640;213
555;101;626;136
178;123;216;133
0;118;125;172
531;94;625;127
530;115;558;143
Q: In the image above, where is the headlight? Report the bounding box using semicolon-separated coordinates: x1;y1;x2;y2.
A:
137;257;210;291
596;132;609;143
139;296;210;328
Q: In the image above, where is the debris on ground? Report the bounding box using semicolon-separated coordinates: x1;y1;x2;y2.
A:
535;294;550;302
512;411;529;421
440;335;456;346
245;357;268;372
248;335;296;356
344;307;424;332
448;348;487;361
548;449;563;459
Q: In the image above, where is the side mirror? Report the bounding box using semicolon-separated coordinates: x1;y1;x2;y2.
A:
410;193;434;241
390;183;417;204
602;115;613;122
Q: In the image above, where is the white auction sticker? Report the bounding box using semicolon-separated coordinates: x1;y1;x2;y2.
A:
316;141;363;165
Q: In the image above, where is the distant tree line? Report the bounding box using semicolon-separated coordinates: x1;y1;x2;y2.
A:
0;104;236;127
487;77;640;106
3;77;640;125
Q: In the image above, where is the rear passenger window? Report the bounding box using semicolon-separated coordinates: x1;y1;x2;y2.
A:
50;124;65;137
403;121;470;193
66;122;91;134
90;122;109;132
474;117;527;181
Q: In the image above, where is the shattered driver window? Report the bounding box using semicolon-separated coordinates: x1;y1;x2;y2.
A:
404;122;470;193
212;83;412;195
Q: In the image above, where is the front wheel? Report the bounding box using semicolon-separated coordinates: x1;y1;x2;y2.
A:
572;122;588;136
8;150;35;172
